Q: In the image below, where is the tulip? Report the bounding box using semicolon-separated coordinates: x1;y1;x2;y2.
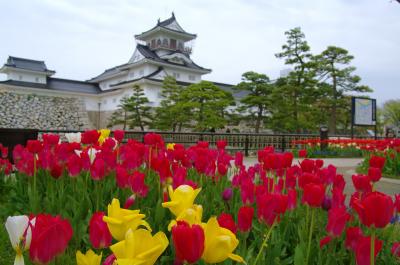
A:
257;192;288;226
352;174;372;193
65;132;82;143
353;191;394;228
201;217;244;264
103;198;151;241
395;194;400;213
81;130;101;145
26;140;42;154
76;249;102;265
5;215;31;265
42;134;60;146
109;228;168;265
98;129;110;144
355;235;383;265
287;189;297;210
238;206;254;232
319;236;332;249
102;254;116;265
302;183;325;207
222;188;233;201
368;167;382;182
234;152;243;167
392;242;400;258
326;207;350;237
217;213;237;234
300;159;315;173
124;195;136;209
129;171;149;197
167;143;175;150
29;214;73;265
89;212;112;249
345;227;362;251
216;140;227;150
113;130;125;143
168;205;204;231
67;154;82;177
298;149;307;158
369;155;385;170
162;185;201;217
172;221;204;264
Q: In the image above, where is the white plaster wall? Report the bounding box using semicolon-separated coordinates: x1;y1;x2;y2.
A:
8;71;47;84
163;67;201;83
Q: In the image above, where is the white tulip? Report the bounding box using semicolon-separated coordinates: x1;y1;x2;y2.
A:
5;215;30;265
65;132;82;143
75;148;99;164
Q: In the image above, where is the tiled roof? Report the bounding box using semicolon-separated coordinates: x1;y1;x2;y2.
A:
4;56;55;74
0;78;105;94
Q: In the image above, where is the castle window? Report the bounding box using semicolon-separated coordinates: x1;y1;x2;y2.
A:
151;39;156;48
35;77;39;82
19;75;23;81
170;39;177;49
189;75;196;81
162;38;168;47
173;72;180;79
157;39;162;47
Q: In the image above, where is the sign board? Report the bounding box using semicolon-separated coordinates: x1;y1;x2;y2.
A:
352;97;376;126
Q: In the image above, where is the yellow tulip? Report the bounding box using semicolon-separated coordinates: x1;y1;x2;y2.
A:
162;185;201;217
166;143;175;150
76;249;102;265
103;198;151;241
98;129;110;144
167;204;203;231
110;228;169;265
202;217;244;264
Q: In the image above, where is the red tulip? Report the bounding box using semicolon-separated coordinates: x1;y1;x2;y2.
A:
345;227;363;251
287;189;297;210
0;144;8;158
216;140;227;150
352;174;372;193
315;159;324;169
240;178;255;204
369;155;385;170
89;212;112;249
124;195;135;209
90;158;106;180
66;154;82;177
129;171;149;197
302;183;325;208
50;163;63;179
235;152;243;167
368;167;382;182
217;213;237;234
300;159;316;173
81;130;100;145
395;194;400;213
319;236;332;249
238;206;254;232
222;188;233;201
27;140;43;153
283;152;294;168
42;134;60;146
355;235;383;265
353;191;394;228
326;207;350;237
299;149;307;158
113;130;125;143
29;214;73;264
257;192;288;226
103;254;116;265
115;166;129;189
172;221;204;264
391;242;400;258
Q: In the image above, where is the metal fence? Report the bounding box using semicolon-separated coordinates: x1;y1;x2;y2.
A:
0;128;382;159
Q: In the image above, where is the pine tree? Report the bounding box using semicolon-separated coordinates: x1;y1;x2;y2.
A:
107;96;131;130
180;81;234;131
313;46;372;133
126;85;153;131
234;71;274;133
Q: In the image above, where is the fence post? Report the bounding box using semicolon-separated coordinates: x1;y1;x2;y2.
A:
281;135;285;152
244;134;249;157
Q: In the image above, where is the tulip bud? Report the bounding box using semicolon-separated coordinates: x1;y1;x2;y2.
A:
124;195;136;209
238;206;254;232
89;212;112;249
222;188;233;201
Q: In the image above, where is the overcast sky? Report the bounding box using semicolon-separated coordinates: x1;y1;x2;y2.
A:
0;0;399;104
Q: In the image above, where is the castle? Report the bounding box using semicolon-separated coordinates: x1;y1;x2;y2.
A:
0;13;234;130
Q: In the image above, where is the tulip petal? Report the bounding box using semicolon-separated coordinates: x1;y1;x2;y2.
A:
5;215;29;249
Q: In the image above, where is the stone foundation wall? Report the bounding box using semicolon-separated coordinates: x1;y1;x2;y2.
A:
0;91;94;130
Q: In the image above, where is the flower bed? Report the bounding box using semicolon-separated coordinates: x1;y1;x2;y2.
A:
0;130;399;265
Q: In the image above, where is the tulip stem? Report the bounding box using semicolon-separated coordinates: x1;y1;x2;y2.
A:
33;154;37;213
305;207;315;265
252;221;276;265
370;228;375;265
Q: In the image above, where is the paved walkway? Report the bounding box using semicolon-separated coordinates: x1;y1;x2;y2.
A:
243;157;400;196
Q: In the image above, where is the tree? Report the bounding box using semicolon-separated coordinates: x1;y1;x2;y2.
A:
153;76;191;131
313;46;372;133
126;85;153;131
234;71;274;133
381;99;400;127
107;96;131;130
274;27;319;132
180;81;234;131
